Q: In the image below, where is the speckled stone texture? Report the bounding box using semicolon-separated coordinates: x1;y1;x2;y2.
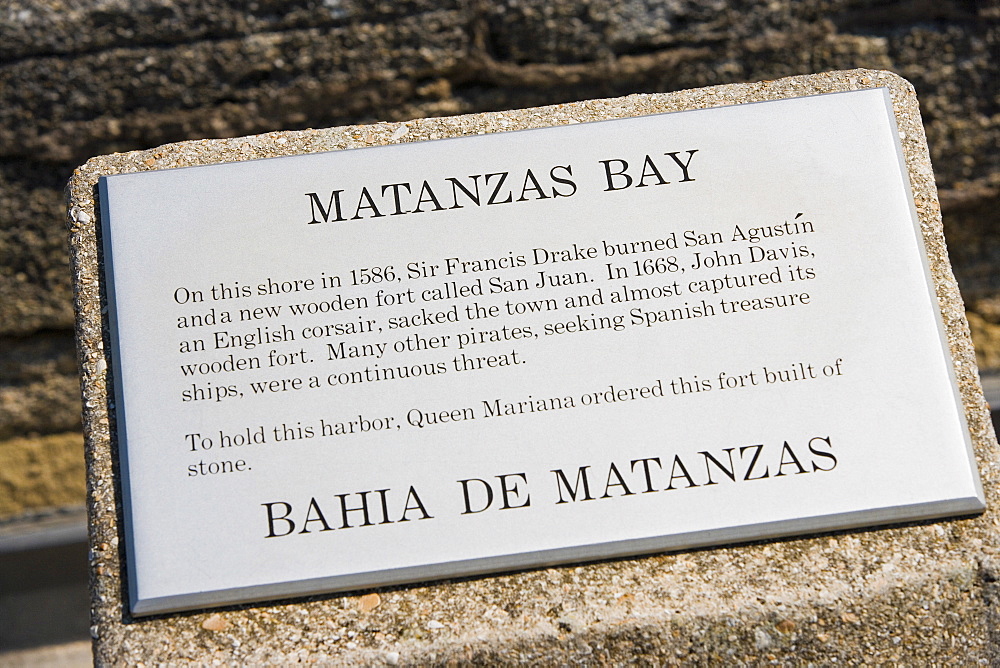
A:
68;70;1000;665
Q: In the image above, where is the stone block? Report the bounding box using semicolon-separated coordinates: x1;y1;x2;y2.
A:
0;432;85;518
0;334;82;441
66;70;1000;664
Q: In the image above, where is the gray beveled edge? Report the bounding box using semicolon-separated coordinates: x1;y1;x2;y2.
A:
133;496;984;616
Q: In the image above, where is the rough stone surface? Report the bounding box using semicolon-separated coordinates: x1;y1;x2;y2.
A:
2;1;999;516
67;70;1000;665
0;333;82;441
0;432;86;518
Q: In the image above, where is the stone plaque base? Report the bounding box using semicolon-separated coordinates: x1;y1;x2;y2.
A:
68;70;999;664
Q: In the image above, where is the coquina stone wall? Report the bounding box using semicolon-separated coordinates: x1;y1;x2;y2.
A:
1;0;998;516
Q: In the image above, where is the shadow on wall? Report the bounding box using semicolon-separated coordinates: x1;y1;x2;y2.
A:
0;541;90;652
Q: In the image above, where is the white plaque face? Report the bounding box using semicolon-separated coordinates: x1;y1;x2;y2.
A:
99;88;984;615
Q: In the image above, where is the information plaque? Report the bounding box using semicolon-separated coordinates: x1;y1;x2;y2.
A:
97;87;984;615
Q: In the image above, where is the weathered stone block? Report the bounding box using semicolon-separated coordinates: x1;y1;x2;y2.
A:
0;334;82;441
67;70;1000;664
0;432;85;518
